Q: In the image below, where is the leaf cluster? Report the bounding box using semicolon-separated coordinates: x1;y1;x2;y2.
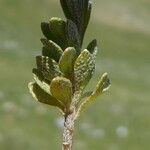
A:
28;0;110;117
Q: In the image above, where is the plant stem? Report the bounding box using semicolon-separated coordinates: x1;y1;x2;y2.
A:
62;107;76;150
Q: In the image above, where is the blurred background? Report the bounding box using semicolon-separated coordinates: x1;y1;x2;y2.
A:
0;0;150;149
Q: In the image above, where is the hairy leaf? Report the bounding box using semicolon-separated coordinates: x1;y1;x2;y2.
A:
50;77;72;109
49;17;68;49
59;47;76;77
75;73;111;119
36;56;61;81
66;20;81;54
60;0;92;43
93;73;111;96
41;22;52;39
32;68;50;94
41;38;63;62
74;49;95;92
28;82;64;110
60;0;72;20
87;39;97;54
82;0;92;40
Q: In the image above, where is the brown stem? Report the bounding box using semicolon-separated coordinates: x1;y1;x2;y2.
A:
62;107;76;150
62;91;80;150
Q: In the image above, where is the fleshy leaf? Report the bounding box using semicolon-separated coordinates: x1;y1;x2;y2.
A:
50;77;72;110
74;49;95;92
75;73;111;119
59;47;76;77
60;0;92;43
87;39;97;54
28;82;64;111
41;38;63;62
59;0;72;19
93;73;111;96
82;0;92;40
32;68;50;94
41;22;52;39
66;20;81;54
49;17;67;49
36;56;61;81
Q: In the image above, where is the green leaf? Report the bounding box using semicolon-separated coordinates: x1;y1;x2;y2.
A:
87;39;97;54
80;91;93;100
60;0;72;20
49;17;67;49
32;68;50;94
41;38;63;62
50;17;66;37
66;20;81;54
60;0;92;43
41;22;52;39
59;47;76;77
93;73;111;96
50;77;72;110
82;0;92;40
36;56;61;81
28;82;64;111
75;73;111;119
74;49;95;92
41;18;69;50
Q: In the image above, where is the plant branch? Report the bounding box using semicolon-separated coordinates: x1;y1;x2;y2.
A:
62;92;80;150
28;1;111;150
62;107;76;150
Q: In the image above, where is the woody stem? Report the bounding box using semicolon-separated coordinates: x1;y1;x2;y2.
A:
62;107;76;150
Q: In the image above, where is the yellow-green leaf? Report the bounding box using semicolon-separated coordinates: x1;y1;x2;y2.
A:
80;91;93;100
28;82;64;111
50;77;72;110
59;47;76;77
93;73;111;96
75;73;111;119
32;68;50;94
74;49;95;92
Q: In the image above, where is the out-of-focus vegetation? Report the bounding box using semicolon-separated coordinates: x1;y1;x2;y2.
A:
0;0;150;149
